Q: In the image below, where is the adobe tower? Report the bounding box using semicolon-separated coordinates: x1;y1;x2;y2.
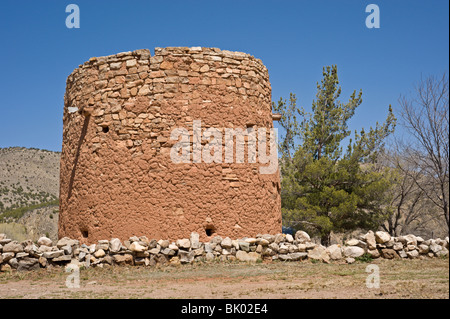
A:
59;47;281;242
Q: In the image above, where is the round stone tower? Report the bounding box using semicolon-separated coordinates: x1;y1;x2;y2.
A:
59;47;281;242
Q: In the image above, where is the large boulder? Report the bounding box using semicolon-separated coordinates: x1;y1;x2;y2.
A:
381;249;399;259
190;232;200;249
295;231;311;244
278;244;289;254
37;237;53;247
221;237;233;249
430;243;443;255
367;249;380;258
418;244;429;254
236;251;261;262
308;245;330;263
407;250;419;259
285;234;294;243
109;238;122;253
343;246;365;258
327;244;343;260
365;231;377;250
2;241;24;253
113;254;133;265
375;231;391;244
129;242;147;253
176;239;191;250
404;234;418;246
239;241;250;252
178;250;195;264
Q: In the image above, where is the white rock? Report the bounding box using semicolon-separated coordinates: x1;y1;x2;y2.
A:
236;251;249;262
94;249;106;258
37;237;53;247
259;239;270;246
418;244;429;254
343;246;365;258
178;250;195;264
375;231;391;244
88;244;96;254
2;241;23;253
407;250;419;259
404;234;418;246
158;240;170;249
285;234;294;243
346;239;359;246
221;237;233;249
274;234;286;244
38;245;52;253
130;242;146;253
295;231;311;243
308;245;330;263
109;238;122;253
239;241;250;251
430;243;443;254
176;239;191;249
149;247;160;255
190;232;200;249
236;251;260;262
365;231;377;250
327;244;342;260
278;244;289;254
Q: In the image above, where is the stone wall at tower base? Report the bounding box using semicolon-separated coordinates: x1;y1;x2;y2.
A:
0;231;448;272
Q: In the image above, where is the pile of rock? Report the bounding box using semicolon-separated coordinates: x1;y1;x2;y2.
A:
0;231;448;272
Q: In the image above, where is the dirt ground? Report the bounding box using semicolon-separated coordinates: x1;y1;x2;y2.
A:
0;258;448;299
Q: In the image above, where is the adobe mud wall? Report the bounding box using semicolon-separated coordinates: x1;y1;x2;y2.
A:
59;47;281;243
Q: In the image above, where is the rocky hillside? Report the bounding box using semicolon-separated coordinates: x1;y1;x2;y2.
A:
0;147;60;241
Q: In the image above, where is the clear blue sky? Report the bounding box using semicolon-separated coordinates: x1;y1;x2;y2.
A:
0;0;448;152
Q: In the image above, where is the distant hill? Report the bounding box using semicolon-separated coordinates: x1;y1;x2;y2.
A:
0;147;60;241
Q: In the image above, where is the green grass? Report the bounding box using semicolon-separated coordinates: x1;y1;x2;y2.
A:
0;199;59;222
